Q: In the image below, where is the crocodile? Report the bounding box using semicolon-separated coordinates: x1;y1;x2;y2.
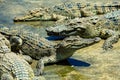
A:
0;27;101;64
13;1;120;22
46;10;120;50
0;33;39;80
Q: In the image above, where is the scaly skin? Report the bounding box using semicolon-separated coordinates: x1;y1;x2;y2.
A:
20;35;101;64
0;52;35;80
46;10;120;50
0;33;37;80
13;2;120;22
0;28;101;64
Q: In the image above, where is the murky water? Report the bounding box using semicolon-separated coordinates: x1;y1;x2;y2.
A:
0;0;120;80
0;0;89;79
0;0;56;37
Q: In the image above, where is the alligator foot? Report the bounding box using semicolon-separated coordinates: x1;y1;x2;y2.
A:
102;44;113;50
102;29;119;50
102;35;119;50
35;58;44;76
1;73;13;80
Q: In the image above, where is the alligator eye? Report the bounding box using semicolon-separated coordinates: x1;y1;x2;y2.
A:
77;28;81;31
77;21;81;23
90;19;93;20
48;59;51;62
68;23;77;26
95;18;98;20
2;38;5;40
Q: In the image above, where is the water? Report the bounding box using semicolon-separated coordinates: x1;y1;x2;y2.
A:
0;0;117;37
1;0;119;80
0;1;89;79
0;0;56;37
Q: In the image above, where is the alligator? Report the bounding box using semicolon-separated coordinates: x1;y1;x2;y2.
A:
0;52;37;80
46;10;120;50
13;1;120;22
0;33;40;80
0;27;101;64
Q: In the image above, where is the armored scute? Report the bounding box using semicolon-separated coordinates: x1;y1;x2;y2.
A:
13;2;120;22
0;33;35;80
0;27;101;64
46;10;120;50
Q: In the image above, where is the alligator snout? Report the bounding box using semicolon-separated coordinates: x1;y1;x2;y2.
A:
94;37;101;42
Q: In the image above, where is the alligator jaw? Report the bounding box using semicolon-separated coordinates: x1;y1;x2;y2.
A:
13;15;56;22
55;36;101;62
46;24;86;37
40;36;101;64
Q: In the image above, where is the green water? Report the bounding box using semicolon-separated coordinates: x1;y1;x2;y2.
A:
0;0;56;37
0;0;119;80
0;0;88;79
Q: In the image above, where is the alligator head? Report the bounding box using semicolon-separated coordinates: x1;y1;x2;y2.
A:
46;19;86;37
0;27;100;64
55;36;101;62
7;35;101;64
46;17;100;38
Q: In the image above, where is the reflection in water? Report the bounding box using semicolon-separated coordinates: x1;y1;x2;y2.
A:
67;58;90;67
14;21;55;28
14;21;56;37
0;0;56;37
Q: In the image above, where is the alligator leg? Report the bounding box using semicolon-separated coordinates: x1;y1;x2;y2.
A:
35;58;44;76
20;55;33;64
101;29;119;50
1;73;13;80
